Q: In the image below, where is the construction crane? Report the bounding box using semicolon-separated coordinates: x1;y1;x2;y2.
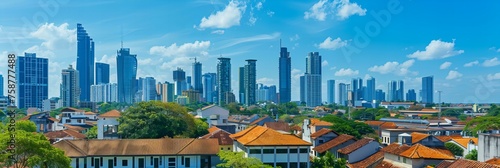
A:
189;57;198;63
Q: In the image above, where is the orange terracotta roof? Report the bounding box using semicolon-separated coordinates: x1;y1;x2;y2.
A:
433;148;455;158
63;124;87;132
229;125;311;146
310;118;333;127
451;138;478;148
381;122;397;129
437;159;500;168
313;134;355;153
435;135;453;142
486;157;500;166
436;161;453;168
207;126;220;133
411;132;430;144
85;112;96;115
310;128;338;139
44;129;86;139
20;115;31;120
375;161;400;168
338;138;374;155
200;129;233;145
365;121;385;126
381;143;411;155
99;110;121;118
290;125;302;131
399;144;454;160
348;151;384;167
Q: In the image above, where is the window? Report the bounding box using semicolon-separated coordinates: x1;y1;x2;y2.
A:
221;147;224;150
227;147;230;150
65;119;71;123
319;140;324;144
114;157;117;166
250;149;261;154
168;158;176;168
185;158;191;167
290;149;298;153
276;149;288;153
76;158;79;168
276;163;287;168
138;158;145;168
122;160;128;166
403;158;406;163
299;148;308;153
223;119;227;123
290;163;298;168
300;162;308;168
263;149;274;154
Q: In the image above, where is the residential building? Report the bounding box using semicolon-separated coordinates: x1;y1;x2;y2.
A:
248;115;275;126
279;46;291;104
58;107;93;130
380;102;414;110
173;68;186;96
302;118;333;143
387;80;397;102
230;125;311;168
439;136;478;157
300;52;322;107
406;89;417;102
201;126;233;151
16;52;48;109
217;57;231;106
61;65;80;107
351;78;363;101
436;158;500;168
0;75;3;96
97;110;121;139
422;76;434;104
76;23;94;102
182;90;201;103
397;80;404;101
337;138;381;164
0;96;7;112
338;83;347;106
478;133;500;162
244;59;257;106
327;80;335;104
53;138;221;168
90;83;118;103
312;134;356;158
383;143;454;168
20;112;60;133
95;62;110;84
196;105;229;127
238;67;245;103
366;77;376;102
44;129;86;144
308;128;340;156
176;96;189;105
263;121;291;132
42;97;62;112
227;114;261;132
192;59;203;94
116;48;137;104
141;77;157;101
364;121;398;137
202;73;217;103
381;129;429;145
375;89;386;102
156;81;175;102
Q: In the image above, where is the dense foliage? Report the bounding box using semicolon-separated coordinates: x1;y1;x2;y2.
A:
98;102;130;114
217;151;273;168
350;107;390;121
444;142;464;156
464;116;500;137
465;149;478;160
321;115;375;139
86;126;97;139
311;151;347;168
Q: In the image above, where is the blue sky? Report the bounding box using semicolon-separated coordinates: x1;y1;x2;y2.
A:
1;0;500;103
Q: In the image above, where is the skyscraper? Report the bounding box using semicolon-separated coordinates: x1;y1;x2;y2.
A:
387;80;397;102
186;76;192;90
217;57;231;106
351;78;363;100
202;73;217;103
422;76;434;104
117;48;137;104
173;68;186;96
406;89;417;102
238;67;245;103
338;83;347;106
156;81;175;102
376;89;386;102
61;65;80;107
397;80;404;101
279;46;291;103
366;77;376;101
90;83;118;103
16;53;48;109
244;59;257;106
301;52;322;107
95;62;110;84
76;23;94;102
0;74;3;96
327;80;335;104
142;77;157;101
192;60;203;94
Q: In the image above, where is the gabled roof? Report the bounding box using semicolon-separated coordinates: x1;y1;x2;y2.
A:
450;137;478;148
99;110;121;118
348;151;384;168
207;126;220;133
229;125;311;146
61;107;85;112
437;159;500;168
53;138;220;157
338;138;374;155
310;128;338;139
64;124;87;132
399;144;454;160
313;134;355;153
411;132;431;144
200;104;217;111
200;129;233;145
486;157;500;166
263;121;291;132
309;118;333;127
435;135;453;142
85;112;96;115
44;129;86;139
249;115;272;125
381;143;411;155
375;161;399;168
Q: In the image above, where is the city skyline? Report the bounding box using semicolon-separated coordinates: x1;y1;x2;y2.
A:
2;1;500;103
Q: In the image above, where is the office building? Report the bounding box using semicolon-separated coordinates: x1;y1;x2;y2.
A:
279;46;291;103
192;60;202;94
202;73;217;103
156;81;175;102
217;57;231;106
397;80;404;101
244;59;257;106
173;68;186;96
42;97;62;112
116;48;137;104
387;80;397;102
182;90;201;104
238;67;245;103
376;89;386;102
366;77;376;101
351;78;363;101
16;53;48;109
60;65;80;107
142;77;157;101
406;89;417;102
0;74;3;96
327;80;335;104
338;83;347;106
90;83;118;103
76;23;94;102
300;52;322;107
95;62;109;84
186;76;192;90
268;85;277;103
422;76;434;103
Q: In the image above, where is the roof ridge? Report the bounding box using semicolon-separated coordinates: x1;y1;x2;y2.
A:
176;138;196;154
65;140;87;156
245;127;269;145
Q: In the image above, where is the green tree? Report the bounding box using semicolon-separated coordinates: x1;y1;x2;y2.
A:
15;120;37;132
193;118;209;138
86;126;97;139
311;151;347;168
464;116;500;136
465;149;478;160
321;115;375;139
217;150;273;168
444;142;464;156
0;123;71;168
118;101;197;138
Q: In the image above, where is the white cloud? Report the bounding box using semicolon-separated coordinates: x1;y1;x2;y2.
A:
138;58;152;65
291;69;302;80
318;37;348;50
335;0;367;20
407;39;464;60
30;23;76;50
150;41;211;57
464;60;479;67
211;30;225;34
446;70;463;80
322;60;329;67
267;11;275;17
489;47;500;52
440;62;452;70
487;73;500;80
482;57;500;67
289;34;300;41
304;0;328;21
368;59;416;76
98;54;116;67
24;45;55;58
257;78;275;86
255;2;263;10
334;68;359;76
160;57;192;71
199;1;246;29
218;32;280;49
249;12;257;25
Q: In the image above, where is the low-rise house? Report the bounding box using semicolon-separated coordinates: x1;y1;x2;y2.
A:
200;126;233;151
59;107;93;129
381;129;428;145
312;134;356;158
97;109;121;139
44;129;86;143
387;143;454;168
440;137;478;157
436;158;500;168
308;128;339;157
20;112;61;132
302;118;333;143
380;143;411;165
230;125;311;168
365;121;397;137
196;105;229;127
53;138;221;168
227;114;260;132
85;111;98;121
478;133;500;162
410;132;445;147
337;138;381;164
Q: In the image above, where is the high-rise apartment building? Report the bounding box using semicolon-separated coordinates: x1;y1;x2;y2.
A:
338;83;347;106
406;89;417;102
238;67;245;103
244;59;257;106
192;60;202;94
279;46;291;103
142;77;157;101
116;48;137;104
16;53;48;109
95;62;110;84
300;52;322;107
217;57;231;106
327;80;335;104
156;82;175;102
202;73;217;103
60;65;80;107
376;89;386;102
76;23;95;102
366;77;376;101
173;68;186;96
90;83;118;103
422;76;434;103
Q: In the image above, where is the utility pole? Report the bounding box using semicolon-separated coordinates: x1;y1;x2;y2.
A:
437;91;442;120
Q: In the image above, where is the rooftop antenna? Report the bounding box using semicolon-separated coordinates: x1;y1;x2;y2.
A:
120;26;123;48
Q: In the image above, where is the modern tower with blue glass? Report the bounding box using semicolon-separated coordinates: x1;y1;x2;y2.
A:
422;76;434;104
279;46;291;103
117;48;137;104
95;62;110;84
327;80;335;104
16;53;48;108
300;52;322;107
192;59;203;94
76;23;95;102
217;57;231;106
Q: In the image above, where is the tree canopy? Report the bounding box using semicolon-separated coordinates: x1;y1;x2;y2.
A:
465;149;478;160
217;150;273;168
321;115;375;139
86;126;97;139
444;142;464;156
118;101;201;138
464;116;500;136
311;151;347;168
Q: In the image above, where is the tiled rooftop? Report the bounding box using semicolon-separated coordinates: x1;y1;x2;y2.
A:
230;125;311;146
264;121;291;132
310;128;338;139
399;144;454;160
486;157;500;166
411;132;431;144
375;161;400;168
380;143;411;155
99;109;121;118
338;137;374;155
200;129;233;145
348;151;384;167
451;137;478;148
436;159;500;168
310;118;333;127
313;134;355;153
44;129;86;139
